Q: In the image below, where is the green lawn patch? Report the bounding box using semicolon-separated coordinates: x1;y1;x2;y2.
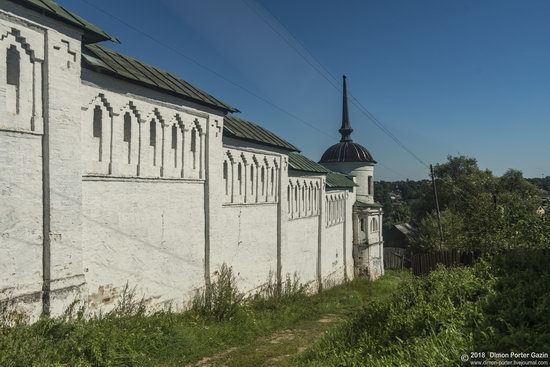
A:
0;270;408;367
295;252;550;367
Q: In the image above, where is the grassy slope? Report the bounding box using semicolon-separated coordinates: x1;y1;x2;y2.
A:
205;270;407;367
294;253;550;367
0;271;408;367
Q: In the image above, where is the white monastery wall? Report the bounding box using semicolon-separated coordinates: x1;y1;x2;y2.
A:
285;216;318;289
322;190;355;286
215;145;281;293
79;77;212;311
284;175;323;289
0;9;46;317
323;193;345;286
0;132;43;317
0;4;89;317
82;179;205;311
218;204;278;293
0;1;371;320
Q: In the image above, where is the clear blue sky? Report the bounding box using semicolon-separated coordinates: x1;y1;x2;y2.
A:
59;0;550;180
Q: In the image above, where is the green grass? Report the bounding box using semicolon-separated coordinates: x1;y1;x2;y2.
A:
0;271;409;367
294;252;550;367
211;270;408;367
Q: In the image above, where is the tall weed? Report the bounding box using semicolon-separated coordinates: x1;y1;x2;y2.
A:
191;264;243;321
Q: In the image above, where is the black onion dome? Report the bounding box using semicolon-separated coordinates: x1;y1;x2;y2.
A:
320;142;376;163
319;75;376;164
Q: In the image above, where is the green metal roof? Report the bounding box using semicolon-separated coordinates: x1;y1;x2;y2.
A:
355;200;383;209
288;152;357;189
326;172;357;189
10;0;118;44
288;152;330;174
82;44;238;113
224;115;299;152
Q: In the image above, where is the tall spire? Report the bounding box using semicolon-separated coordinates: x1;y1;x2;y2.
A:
339;75;353;142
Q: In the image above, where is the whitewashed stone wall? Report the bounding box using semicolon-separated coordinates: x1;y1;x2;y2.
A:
215;145;282;293
0;1;363;319
322;191;354;286
353;206;384;280
82;179;205;311
79;78;213;311
0;3;89;318
0;9;45;320
284;175;323;289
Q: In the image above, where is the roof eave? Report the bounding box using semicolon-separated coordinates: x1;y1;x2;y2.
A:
82;60;238;114
289;167;328;175
10;0;119;44
224;132;299;152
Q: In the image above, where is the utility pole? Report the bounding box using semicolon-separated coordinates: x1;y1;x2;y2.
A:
430;164;444;250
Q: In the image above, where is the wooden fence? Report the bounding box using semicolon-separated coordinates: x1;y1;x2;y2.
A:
384;247;409;269
411;250;480;276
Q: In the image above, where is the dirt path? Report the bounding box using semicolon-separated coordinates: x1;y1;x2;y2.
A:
185;271;407;367
189;314;342;367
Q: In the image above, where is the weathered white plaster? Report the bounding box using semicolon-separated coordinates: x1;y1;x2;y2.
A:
0;1;380;320
0;131;43;319
82;178;205;311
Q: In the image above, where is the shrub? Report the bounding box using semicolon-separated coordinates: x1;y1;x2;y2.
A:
191;264;243;321
296;262;496;366
249;272;307;311
297;253;550;366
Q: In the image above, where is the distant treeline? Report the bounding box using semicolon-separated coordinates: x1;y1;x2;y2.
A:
375;155;550;252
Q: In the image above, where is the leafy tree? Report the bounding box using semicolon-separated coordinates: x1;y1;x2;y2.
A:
409;155;549;252
412;209;467;251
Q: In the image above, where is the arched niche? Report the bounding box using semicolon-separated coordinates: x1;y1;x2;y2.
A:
82;94;114;175
111;101;141;176
0;29;43;133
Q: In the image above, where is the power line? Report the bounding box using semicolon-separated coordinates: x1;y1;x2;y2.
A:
240;0;341;92
77;0;336;141
243;0;430;170
76;0;412;180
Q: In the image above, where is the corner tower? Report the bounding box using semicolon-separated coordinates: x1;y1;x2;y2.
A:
319;75;376;204
320;76;384;280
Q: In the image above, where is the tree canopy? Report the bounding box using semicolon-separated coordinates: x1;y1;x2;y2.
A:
376;155;549;252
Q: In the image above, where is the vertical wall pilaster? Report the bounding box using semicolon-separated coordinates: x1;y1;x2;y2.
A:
204;115;225;288
317;176;326;292
276;156;288;294
43;28;85;316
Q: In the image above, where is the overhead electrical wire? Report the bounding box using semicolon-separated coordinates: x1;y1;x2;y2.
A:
78;0;337;141
77;0;411;180
241;0;431;170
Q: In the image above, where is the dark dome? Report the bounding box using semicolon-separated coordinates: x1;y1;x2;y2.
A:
319;141;376;164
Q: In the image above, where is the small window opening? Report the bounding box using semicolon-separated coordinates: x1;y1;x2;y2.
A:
287;186;291;213
123;113;131;142
123;113;131;164
6;46;19;86
149;120;156;147
190;129;196;151
261;167;265;195
6;46;20;114
171;125;178;149
191;128;197;169
93;106;102;138
294;186;298;212
270;167;274;196
368;176;373;196
149;120;157;166
223;161;228;195
172;124;178;167
92;106;102;161
238;163;242;195
250;165;254;194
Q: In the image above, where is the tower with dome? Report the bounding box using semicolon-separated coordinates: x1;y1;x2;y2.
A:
319;76;384;279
